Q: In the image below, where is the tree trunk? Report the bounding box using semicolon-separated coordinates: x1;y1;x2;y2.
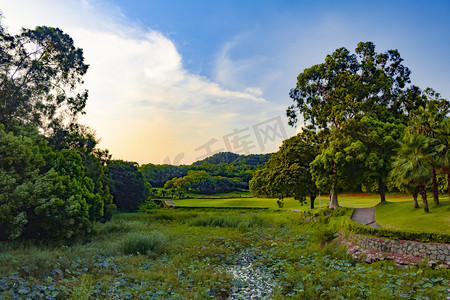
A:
310;194;316;210
419;185;429;213
431;168;439;205
412;191;419;208
329;182;340;209
378;179;386;203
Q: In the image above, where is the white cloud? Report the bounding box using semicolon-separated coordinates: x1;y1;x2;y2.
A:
0;0;283;164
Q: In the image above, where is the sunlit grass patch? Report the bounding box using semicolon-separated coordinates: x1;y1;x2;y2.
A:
375;199;450;234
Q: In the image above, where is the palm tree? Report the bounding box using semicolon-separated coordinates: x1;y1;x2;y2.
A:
408;100;447;205
435;119;450;204
390;132;432;212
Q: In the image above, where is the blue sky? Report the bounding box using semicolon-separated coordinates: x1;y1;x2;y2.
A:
1;0;450;164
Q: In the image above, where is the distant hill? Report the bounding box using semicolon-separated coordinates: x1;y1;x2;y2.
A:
140;152;273;188
193;152;272;168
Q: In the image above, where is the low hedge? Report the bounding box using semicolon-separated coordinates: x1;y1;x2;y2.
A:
342;217;450;244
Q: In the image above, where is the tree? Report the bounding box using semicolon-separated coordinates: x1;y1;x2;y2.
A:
407;96;449;205
249;131;319;209
0;24;89;131
435;119;450;204
287;42;420;130
390;132;432;212
287;42;431;208
356;116;405;203
47;121;115;221
310;124;366;209
107;160;150;211
0;123;99;241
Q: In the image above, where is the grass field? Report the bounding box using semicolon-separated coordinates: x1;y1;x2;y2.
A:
173;193;450;234
375;199;450;234
173;193;411;210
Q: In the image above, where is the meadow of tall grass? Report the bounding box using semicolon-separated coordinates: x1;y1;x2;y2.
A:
0;208;448;299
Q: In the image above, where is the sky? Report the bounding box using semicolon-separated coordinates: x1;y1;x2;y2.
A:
1;0;450;165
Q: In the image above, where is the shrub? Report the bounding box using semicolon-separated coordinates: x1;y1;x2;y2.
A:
342;217;450;244
120;232;168;256
314;228;336;246
0;125;99;242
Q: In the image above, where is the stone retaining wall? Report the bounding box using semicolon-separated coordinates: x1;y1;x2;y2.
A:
346;232;450;264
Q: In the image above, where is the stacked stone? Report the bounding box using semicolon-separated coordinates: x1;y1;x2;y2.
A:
343;232;450;268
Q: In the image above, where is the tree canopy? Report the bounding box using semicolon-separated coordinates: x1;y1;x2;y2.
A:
0;18;116;242
250;131;319;208
0;25;89;132
286;41;449;209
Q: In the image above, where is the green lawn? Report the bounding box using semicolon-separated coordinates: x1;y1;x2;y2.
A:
173;193;450;234
173;193;411;210
375;199;450;234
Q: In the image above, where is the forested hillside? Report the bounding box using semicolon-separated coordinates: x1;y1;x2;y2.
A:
139;152;272;195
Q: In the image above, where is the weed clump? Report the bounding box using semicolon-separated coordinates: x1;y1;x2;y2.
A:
120;232;168;256
188;214;268;229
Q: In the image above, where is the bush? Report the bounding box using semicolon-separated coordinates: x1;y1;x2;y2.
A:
314;228;336;246
107;160;150;211
0;125;100;242
120;232;168;256
342;217;450;244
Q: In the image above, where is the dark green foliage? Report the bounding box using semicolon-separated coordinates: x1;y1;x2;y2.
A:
139;163;187;187
167;170;247;195
250;131;319;208
194;152;240;165
287;41;418;130
107;160;150;210
0;18;114;243
0;124;101;241
0;24;88;130
140;152;271;194
342;217;450;244
287;41;450;208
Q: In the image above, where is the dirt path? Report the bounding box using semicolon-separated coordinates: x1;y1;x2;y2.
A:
351;207;381;227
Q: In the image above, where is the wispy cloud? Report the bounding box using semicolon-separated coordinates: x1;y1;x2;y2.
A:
1;0;285;164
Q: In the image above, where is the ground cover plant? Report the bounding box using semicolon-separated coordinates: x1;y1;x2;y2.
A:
0;208;449;299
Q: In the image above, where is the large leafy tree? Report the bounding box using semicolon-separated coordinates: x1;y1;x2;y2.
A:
287;41;430;208
310;123;366;209
249;131;320;209
356;116;405;203
0;123;100;241
287;42;421;130
107;160;150;211
47;122;115;221
0;24;88;131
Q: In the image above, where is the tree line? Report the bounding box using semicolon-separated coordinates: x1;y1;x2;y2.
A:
0;17;156;242
139;152;271;197
251;42;450;212
0;14;271;243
